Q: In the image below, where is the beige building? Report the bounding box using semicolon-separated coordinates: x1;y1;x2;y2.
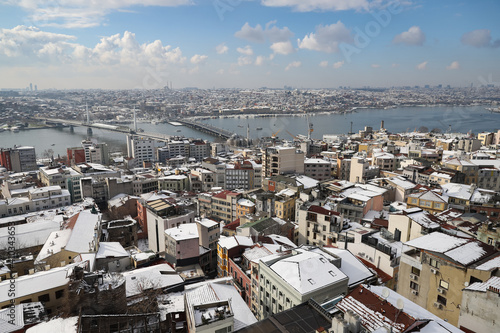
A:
261;146;304;178
297;204;343;246
398;232;500;326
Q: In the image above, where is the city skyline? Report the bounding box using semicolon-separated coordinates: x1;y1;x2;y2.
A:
0;0;499;89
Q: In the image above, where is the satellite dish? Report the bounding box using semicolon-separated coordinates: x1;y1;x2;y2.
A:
464;282;469;287
396;299;405;310
381;288;390;299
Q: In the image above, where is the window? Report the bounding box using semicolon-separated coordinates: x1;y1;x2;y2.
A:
410;281;419;291
411;267;421;276
439;280;449;290
38;294;50;303
55;289;64;299
429;258;440;269
437;295;447;306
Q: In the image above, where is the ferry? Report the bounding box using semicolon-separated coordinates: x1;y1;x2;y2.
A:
256;127;262;130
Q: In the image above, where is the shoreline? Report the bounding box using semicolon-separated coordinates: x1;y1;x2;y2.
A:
188;103;489;122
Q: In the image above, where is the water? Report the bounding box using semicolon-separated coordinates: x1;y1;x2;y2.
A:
200;105;500;140
1;106;498;157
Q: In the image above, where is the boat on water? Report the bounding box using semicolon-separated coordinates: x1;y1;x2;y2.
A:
485;107;500;113
176;129;181;132
238;125;244;128
256;127;262;130
10;127;19;132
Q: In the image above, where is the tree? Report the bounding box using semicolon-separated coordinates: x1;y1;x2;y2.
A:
418;126;428;133
430;128;442;134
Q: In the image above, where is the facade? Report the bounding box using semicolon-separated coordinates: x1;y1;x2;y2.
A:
349;157;379;183
145;198;196;253
387;208;442;243
0;146;37;172
257;246;348;319
225;161;255;190
458;276;500;333
297;204;343;246
261;146;304;178
406;190;448;214
398;232;499;326
0;185;71;217
126;135;164;167
303;158;331;181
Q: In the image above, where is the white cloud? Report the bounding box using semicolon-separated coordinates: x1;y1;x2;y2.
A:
0;25;76;58
333;60;344;69
0;25;189;68
237;45;254;55
255;55;265;66
270;41;295;55
237;55;253;66
393;26;425;46
461;29;500;48
416;61;428;70
261;0;374;12
216;69;224;75
285;60;301;71
319;60;328;67
446;61;460;70
298;21;352;53
235;21;293;43
11;0;192;28
371;64;380;68
216;43;228;54
392;63;400;68
190;54;208;64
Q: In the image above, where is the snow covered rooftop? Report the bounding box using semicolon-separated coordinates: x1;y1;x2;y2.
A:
0;263;81;303
165;223;199;241
321;248;375;287
237;198;255;207
218;235;254;250
464;276;500;292
96;242;129;259
265;248;348;295
122;264;184;298
65;210;100;253
405;232;496;266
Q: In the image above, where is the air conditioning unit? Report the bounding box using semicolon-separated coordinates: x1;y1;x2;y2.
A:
430;268;438;275
411;290;419;296
410;273;418;281
433;302;443;309
437;288;447;295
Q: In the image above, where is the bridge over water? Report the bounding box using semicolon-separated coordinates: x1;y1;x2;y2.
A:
33;117;232;141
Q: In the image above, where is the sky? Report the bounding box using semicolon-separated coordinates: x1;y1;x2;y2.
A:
0;0;499;90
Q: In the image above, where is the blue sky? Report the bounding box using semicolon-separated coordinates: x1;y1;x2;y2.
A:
0;0;498;89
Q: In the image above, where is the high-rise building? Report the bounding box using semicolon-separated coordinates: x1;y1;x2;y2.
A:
0;146;37;172
261;146;304;179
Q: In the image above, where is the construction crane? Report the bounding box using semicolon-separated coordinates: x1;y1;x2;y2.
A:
286;130;300;141
306;114;313;140
271;129;281;138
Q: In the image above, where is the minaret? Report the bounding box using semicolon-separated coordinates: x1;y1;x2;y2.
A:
86;103;90;124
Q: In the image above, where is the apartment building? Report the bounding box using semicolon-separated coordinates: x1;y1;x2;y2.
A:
398;232;499;326
126;135;164;167
406;190;448;214
261;146;304;178
303;158;331;181
257;246;349;319
297;204;343;246
0;185;71;217
0;146;37;172
145;198;196;253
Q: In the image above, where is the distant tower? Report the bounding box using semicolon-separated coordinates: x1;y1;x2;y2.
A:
133;106;137;132
348;121;354;135
34;85;37;91
30;83;33;91
381;120;384;130
86;103;92;137
247;123;250;146
86;103;90;124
